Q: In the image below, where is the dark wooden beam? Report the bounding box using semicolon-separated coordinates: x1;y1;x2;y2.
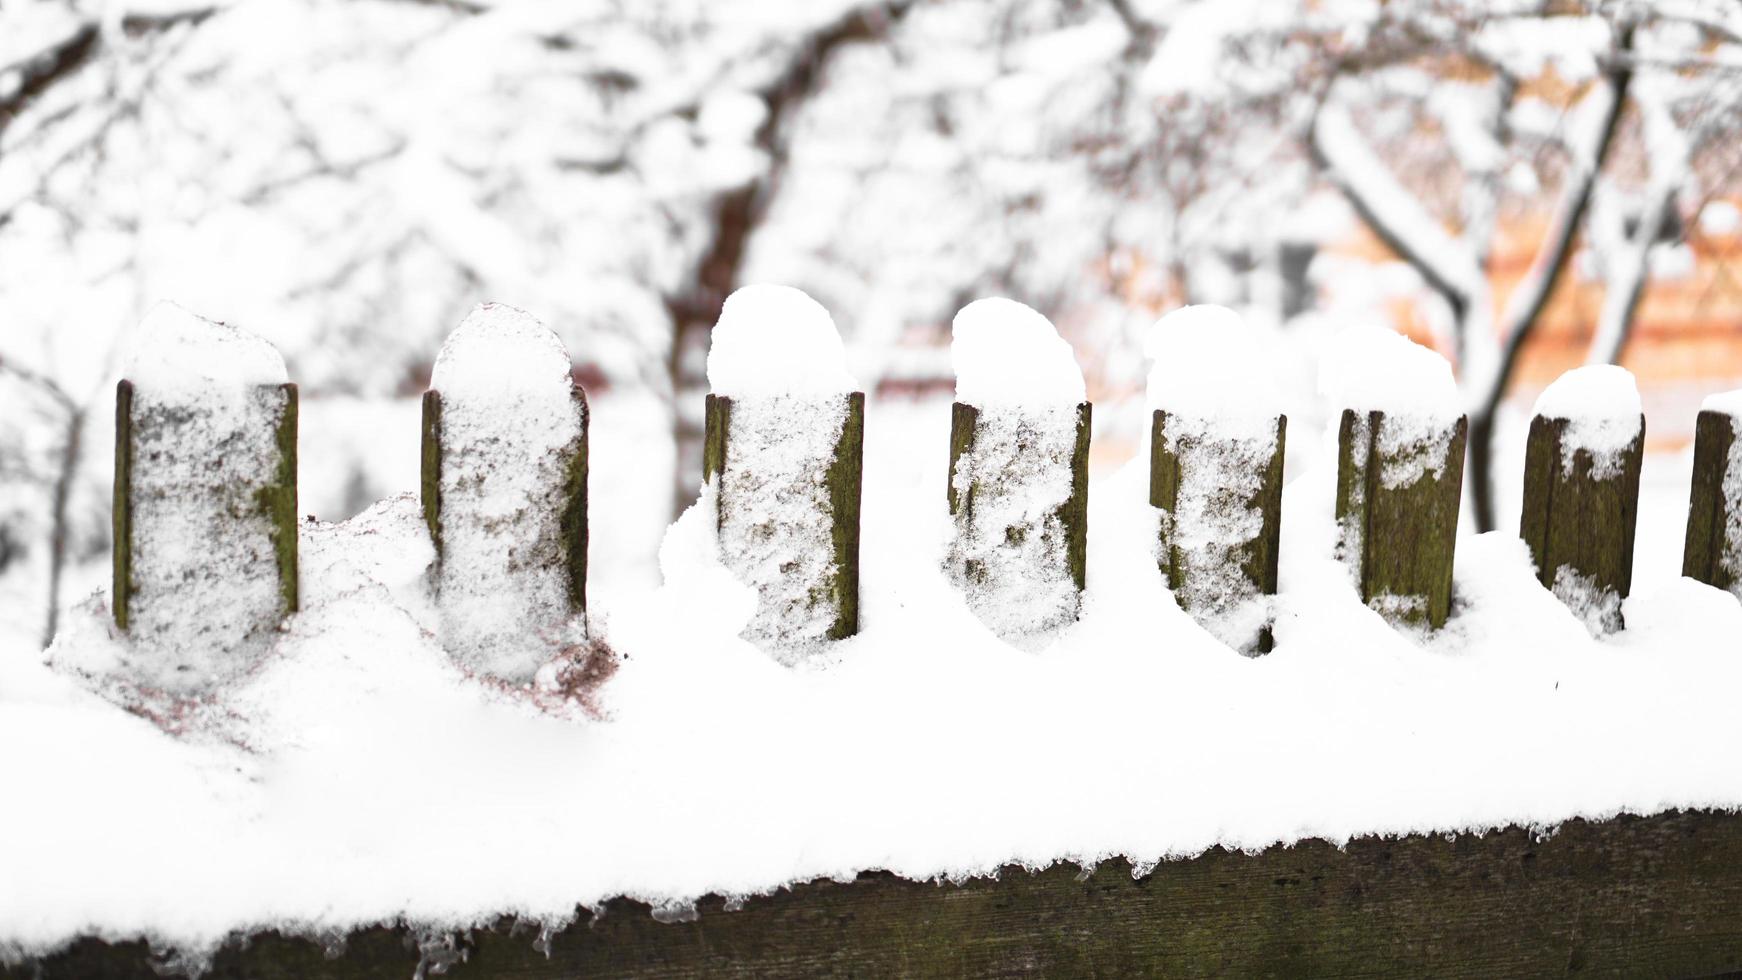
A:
16;809;1742;977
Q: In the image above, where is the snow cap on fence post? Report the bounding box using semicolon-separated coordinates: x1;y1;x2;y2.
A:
423;303;588;681
112;302;297;694
703;284;863;661
1320;327;1465;631
1146;305;1285;655
1685;389;1742;601
1521;366;1643;635
946;297;1089;640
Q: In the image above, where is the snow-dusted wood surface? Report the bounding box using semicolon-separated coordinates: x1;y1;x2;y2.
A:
16;808;1742;978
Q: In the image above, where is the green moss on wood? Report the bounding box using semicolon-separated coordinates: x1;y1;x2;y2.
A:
826;393;865;639
1683;408;1735;592
111;380;134;630
265;383;299;614
702;393;731;526
420;390;443;559
1520;413;1643;630
1064;403;1090;593
1151;409;1285;653
1335;409;1466;630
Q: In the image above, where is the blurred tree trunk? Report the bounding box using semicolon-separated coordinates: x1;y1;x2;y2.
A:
664;1;913;515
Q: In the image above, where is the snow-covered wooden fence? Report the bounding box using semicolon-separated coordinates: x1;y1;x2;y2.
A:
103;303;1742;669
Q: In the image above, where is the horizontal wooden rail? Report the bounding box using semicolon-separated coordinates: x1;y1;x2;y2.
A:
14;808;1742;978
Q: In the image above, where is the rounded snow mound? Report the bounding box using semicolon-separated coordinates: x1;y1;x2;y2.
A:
707;284;857;399
125;301;287;394
431;303;573;402
951;297;1085;409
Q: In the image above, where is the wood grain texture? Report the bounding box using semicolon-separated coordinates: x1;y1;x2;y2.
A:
826;392;864;638
18;809;1742;978
1150;409;1285;653
1684;408;1736;592
264;383;299;615
420;389;443;555
111;379;134;630
704;393;862;639
947;401;1091;593
1335;409;1467;630
421;385;590;615
1520;413;1643;631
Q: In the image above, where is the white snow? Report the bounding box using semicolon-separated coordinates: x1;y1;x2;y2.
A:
429;302;573;400
1701;388;1742;419
124;301;288;395
428;303;587;681
705;284;857;399
10;399;1742;966
950;298;1085;409
1145;304;1284;431
1532;365;1643;479
1317;325;1459;422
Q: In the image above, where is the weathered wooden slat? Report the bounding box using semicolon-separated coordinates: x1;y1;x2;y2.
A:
704;392;864;640
946;401;1091;593
561;387;590;616
1335;409;1467;630
1684;408;1738;595
265;383;299;615
1150;409;1285;654
112;381;299;631
419;385;588;617
18;809;1742;978
420;389;443;555
111;379;135;630
1520;413;1643;633
826;392;864;639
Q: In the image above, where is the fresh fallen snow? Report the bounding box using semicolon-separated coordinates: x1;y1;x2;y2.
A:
1533;365;1642;478
124;301;288;395
7;398;1742;966
1317;325;1459;422
428;303;587;680
706;284;857;399
1145;303;1284;429
950;298;1085;409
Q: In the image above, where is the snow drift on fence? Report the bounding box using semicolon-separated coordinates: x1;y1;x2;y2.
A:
6;334;1742;967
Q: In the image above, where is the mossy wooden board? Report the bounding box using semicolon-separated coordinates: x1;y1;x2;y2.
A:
946;401;1091;593
111;380;299;630
1334;409;1466;630
419;387;589;615
1684;408;1737;593
16;809;1742;978
1520;413;1643;629
703;392;864;638
1150;409;1285;653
